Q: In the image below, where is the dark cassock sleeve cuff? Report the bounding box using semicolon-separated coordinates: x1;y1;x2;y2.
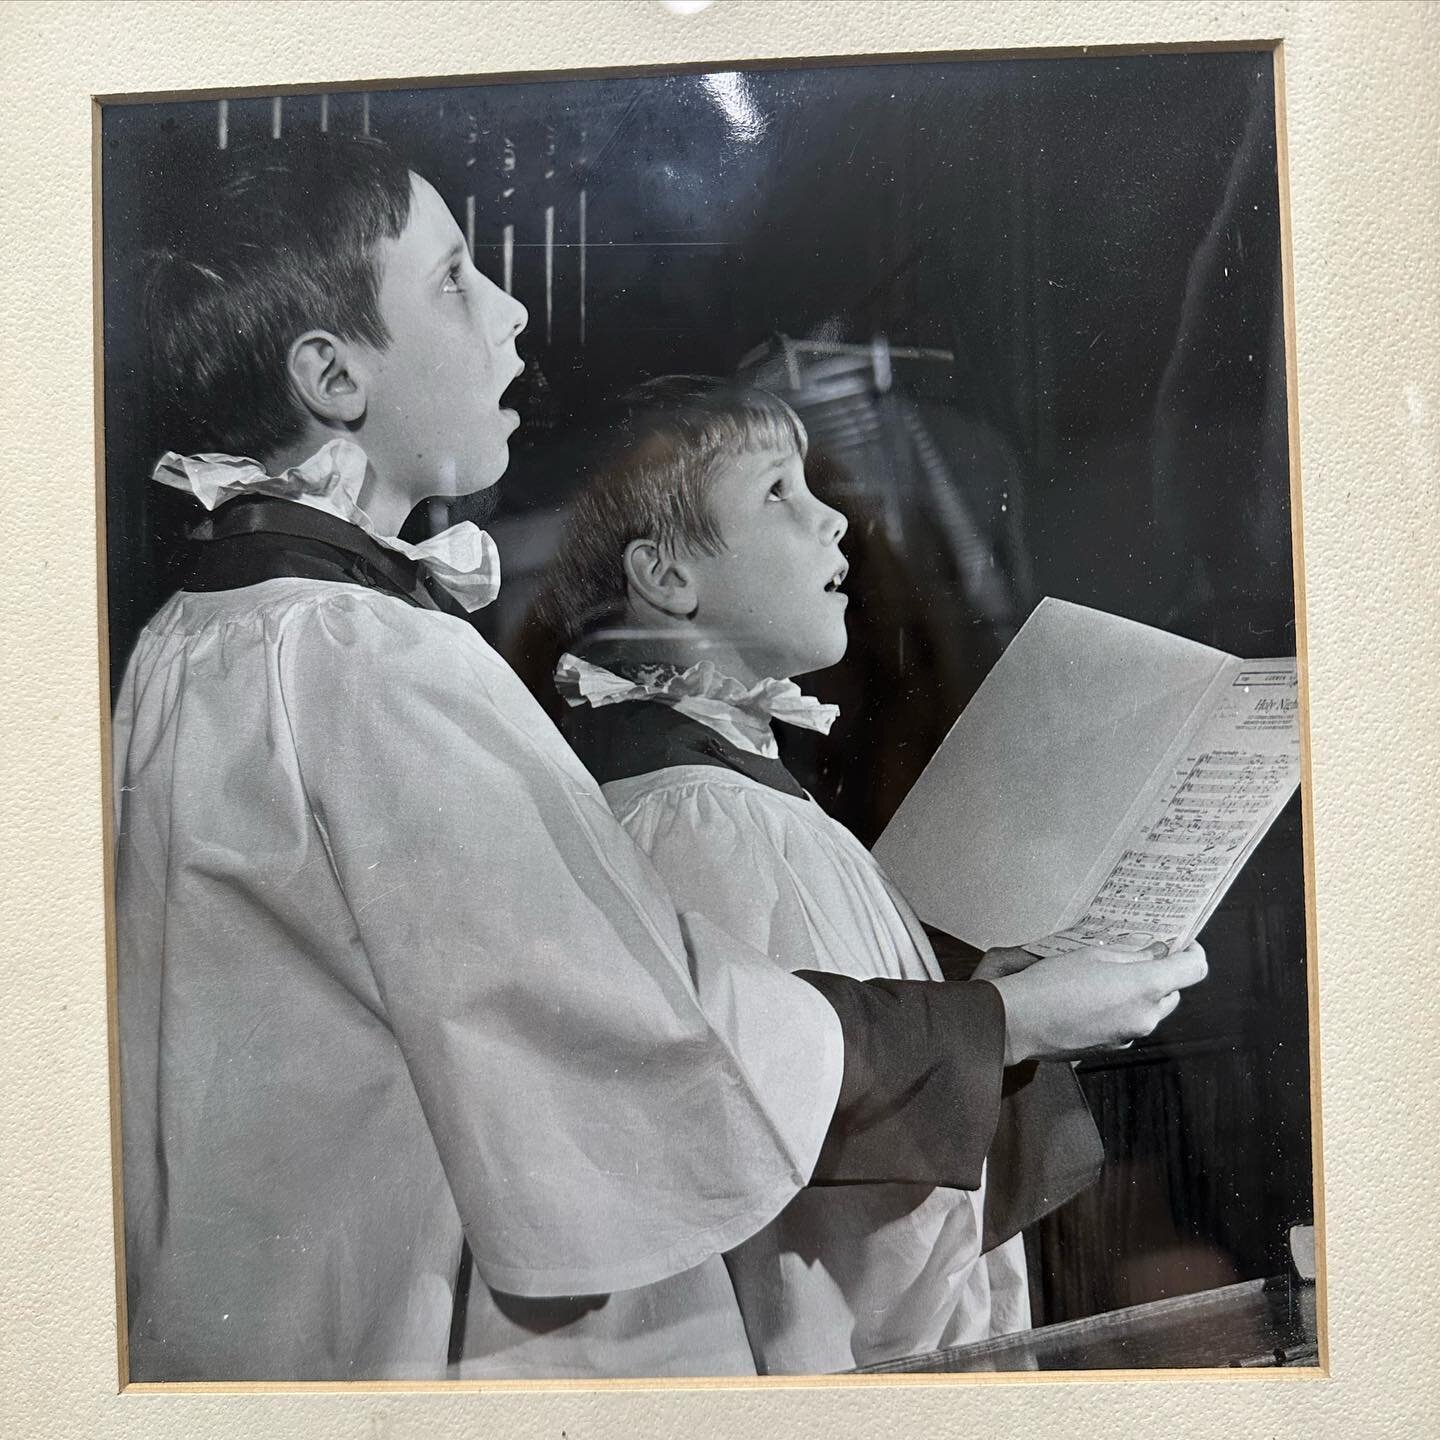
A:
916;924;1105;1240
793;972;1007;1189
981;1060;1104;1251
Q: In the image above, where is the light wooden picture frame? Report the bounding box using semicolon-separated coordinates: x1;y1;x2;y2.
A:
2;4;1436;1439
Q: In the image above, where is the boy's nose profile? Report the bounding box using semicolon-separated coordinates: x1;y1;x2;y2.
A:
499;288;528;340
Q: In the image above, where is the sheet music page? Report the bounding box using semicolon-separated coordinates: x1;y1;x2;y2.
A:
1023;660;1301;957
873;598;1234;950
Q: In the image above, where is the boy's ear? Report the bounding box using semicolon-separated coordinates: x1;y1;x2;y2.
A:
287;330;367;425
624;538;697;618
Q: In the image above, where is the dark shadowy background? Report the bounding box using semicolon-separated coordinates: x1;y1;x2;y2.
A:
101;51;1311;1334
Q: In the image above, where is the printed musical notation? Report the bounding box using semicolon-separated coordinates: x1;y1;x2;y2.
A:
1022;657;1301;960
872;599;1302;956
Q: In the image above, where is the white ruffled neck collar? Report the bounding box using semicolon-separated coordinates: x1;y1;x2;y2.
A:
151;438;501;612
555;652;838;759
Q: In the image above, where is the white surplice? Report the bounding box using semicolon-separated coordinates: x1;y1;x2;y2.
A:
601;759;1031;1373
113;577;846;1380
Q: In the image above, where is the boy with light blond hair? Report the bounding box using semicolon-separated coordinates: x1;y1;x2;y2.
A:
541;376;1207;1371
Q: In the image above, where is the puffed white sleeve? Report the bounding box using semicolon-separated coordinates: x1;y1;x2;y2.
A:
612;775;888;977
278;594;845;1298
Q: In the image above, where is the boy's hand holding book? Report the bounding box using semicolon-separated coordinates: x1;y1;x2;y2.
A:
981;941;1208;1066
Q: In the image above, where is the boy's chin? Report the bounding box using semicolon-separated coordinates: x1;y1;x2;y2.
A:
787;637;849;679
452;457;508;498
443;434;513;495
440;449;509;513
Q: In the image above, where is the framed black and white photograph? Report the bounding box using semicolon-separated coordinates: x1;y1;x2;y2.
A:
7;3;1440;1437
95;41;1324;1386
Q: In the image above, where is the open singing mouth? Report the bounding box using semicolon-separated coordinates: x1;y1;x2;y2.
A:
824;560;849;593
498;358;527;410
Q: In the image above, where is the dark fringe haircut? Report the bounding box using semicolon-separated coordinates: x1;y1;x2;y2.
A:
142;132;414;459
535;375;808;649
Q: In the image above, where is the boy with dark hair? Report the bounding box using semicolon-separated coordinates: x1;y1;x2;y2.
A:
145;133;415;461
114;137;1206;1381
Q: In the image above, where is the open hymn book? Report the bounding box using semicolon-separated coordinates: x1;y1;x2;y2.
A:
873;598;1301;957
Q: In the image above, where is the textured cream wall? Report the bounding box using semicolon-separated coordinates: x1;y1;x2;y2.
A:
1;2;1436;1436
